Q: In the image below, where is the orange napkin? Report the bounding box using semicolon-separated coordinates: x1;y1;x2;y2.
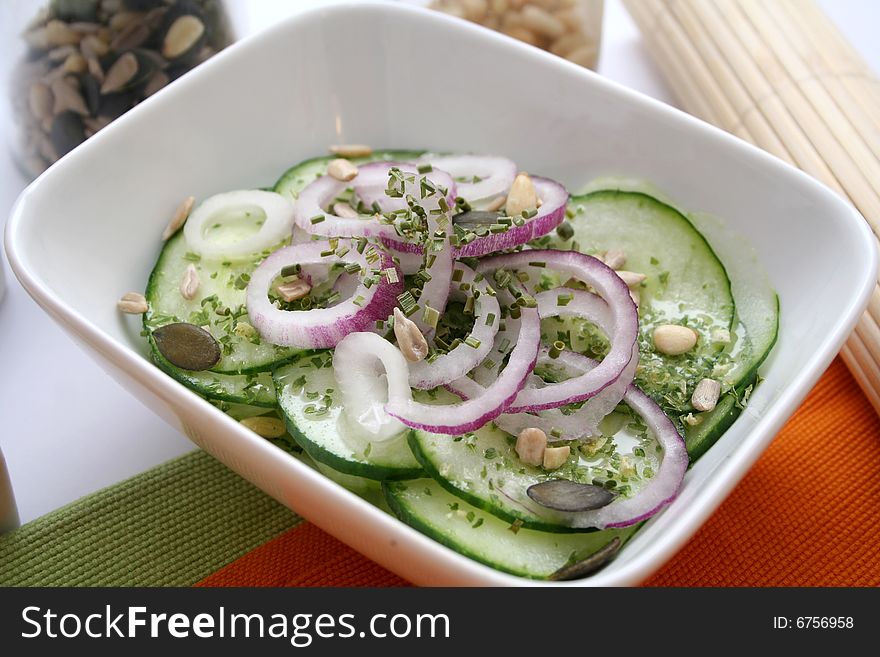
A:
198;357;880;587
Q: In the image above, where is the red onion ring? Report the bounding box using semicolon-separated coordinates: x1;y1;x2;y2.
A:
455;177;568;258
477;251;639;412
544;351;688;529
247;240;403;349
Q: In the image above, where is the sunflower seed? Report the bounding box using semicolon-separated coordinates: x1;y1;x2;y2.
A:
542;445;570;470
46;20;82;47
526;479;617;512
152;322;221;371
111;21;151;51
329;144;372;158
24;28;50;51
109;11;143;32
118;291;148;314
505;172;538;219
653;324;698;356
277;279;311;303
616;270;646;288
521;5;566;39
239;416;286;439
102;51;144;94
180;263;200;300
162;195;195;240
48;45;77;63
601;249;626;270
332;202;358;218
80;34;109;58
516;427;547;467
86;55;104;83
485;195;506;212
162;15;205;59
327;158;359;182
549;537;622;581
50;76;89;116
691;378;721;412
28;82;54;122
393;307;429;363
63;52;88;74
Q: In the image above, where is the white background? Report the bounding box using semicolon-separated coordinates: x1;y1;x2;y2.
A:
0;0;877;525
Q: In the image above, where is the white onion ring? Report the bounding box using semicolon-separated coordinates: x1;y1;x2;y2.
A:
333;332;411;442
477;251;639;412
247;240;403;349
293;163;455;241
378;308;540;434
416;154;516;203
353;162;456;214
408;264;501;389
184;190;295;260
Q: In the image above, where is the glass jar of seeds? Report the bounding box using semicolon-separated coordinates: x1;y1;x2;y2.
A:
429;0;604;69
9;0;234;179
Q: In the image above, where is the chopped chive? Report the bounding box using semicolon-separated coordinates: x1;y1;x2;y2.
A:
557;292;573;306
485;312;496;326
310;214;325;224
417;163;433;173
556;221;574;240
320;249;334;257
280;264;301;278
463;295;475;315
344;263;361;275
464;336;481;349
422;305;440;329
549;340;565;359
528;261;546;268
452;269;464;282
384;267;400;284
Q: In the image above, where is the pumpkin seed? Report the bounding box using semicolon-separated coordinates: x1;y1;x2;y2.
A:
526;479;617;512
53;0;99;23
110;21;151;52
49;111;85;156
549;537;622;581
152;322;221;371
453;210;502;230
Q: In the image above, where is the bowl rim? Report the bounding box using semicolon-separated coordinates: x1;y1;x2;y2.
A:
4;0;878;586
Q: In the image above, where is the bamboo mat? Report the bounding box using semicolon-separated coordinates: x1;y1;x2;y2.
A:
622;0;880;413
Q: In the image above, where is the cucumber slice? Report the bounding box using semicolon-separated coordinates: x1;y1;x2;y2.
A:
538;190;735;416
151;343;277;407
409;389;662;532
144;231;301;374
384;478;635;580
273;150;425;199
273;353;423;481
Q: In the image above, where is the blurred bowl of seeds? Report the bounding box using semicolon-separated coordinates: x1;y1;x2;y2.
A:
8;0;234;179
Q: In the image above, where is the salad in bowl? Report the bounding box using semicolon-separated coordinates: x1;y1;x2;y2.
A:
122;147;777;580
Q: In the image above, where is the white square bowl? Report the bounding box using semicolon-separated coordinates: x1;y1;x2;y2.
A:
5;2;877;586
